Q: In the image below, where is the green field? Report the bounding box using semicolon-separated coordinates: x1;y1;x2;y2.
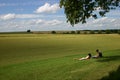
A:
0;34;120;80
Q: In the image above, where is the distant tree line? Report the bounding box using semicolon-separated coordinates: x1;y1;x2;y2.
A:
51;29;120;34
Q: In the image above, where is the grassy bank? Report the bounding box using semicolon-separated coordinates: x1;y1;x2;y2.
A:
0;34;120;80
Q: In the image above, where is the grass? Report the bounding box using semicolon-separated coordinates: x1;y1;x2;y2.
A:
0;34;120;80
100;65;120;80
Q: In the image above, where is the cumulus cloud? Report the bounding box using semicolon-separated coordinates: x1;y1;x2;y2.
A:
0;18;64;31
0;2;41;7
29;19;63;26
0;8;120;32
75;17;120;30
35;3;60;13
35;19;44;24
45;19;63;25
0;13;64;21
91;17;117;25
0;13;15;20
0;14;41;20
106;9;120;18
16;14;40;19
0;17;120;32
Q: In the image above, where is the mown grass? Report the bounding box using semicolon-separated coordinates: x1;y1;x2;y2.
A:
0;34;120;80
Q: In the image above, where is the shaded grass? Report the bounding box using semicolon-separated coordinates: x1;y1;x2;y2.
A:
100;65;120;80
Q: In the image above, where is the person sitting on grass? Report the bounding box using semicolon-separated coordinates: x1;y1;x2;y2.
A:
92;49;103;58
74;53;92;60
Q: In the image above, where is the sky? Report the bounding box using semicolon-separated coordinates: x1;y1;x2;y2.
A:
0;0;120;32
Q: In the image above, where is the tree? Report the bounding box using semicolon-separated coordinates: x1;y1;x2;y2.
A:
51;31;56;34
83;31;87;34
77;31;81;34
71;31;76;34
106;29;111;34
90;30;95;34
118;30;120;34
60;0;120;26
27;29;31;33
98;30;102;34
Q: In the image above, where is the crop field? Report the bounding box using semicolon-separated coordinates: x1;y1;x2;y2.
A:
0;34;120;80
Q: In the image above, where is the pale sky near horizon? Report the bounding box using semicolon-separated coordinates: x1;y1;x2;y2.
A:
0;0;120;32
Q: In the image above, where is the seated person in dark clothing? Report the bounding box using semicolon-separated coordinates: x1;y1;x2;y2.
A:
92;49;103;58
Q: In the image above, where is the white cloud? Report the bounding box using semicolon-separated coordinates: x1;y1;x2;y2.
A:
0;8;120;32
28;19;63;26
0;17;120;32
75;17;120;30
0;2;41;7
0;13;15;20
0;14;41;20
0;18;64;32
91;17;117;24
35;3;60;13
45;19;63;25
16;14;40;19
92;17;108;23
0;13;64;21
35;19;45;24
106;10;120;17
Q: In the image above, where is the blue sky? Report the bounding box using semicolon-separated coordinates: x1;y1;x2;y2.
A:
0;0;120;32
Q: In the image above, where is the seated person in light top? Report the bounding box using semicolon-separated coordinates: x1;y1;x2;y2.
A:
92;49;103;58
74;53;92;60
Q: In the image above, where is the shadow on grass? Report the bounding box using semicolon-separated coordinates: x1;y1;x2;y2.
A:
96;55;120;62
99;65;120;80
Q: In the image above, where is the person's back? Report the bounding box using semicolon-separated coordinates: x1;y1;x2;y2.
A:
96;49;103;58
99;52;103;57
92;49;103;58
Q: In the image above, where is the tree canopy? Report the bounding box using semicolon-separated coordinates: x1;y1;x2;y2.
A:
60;0;120;26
